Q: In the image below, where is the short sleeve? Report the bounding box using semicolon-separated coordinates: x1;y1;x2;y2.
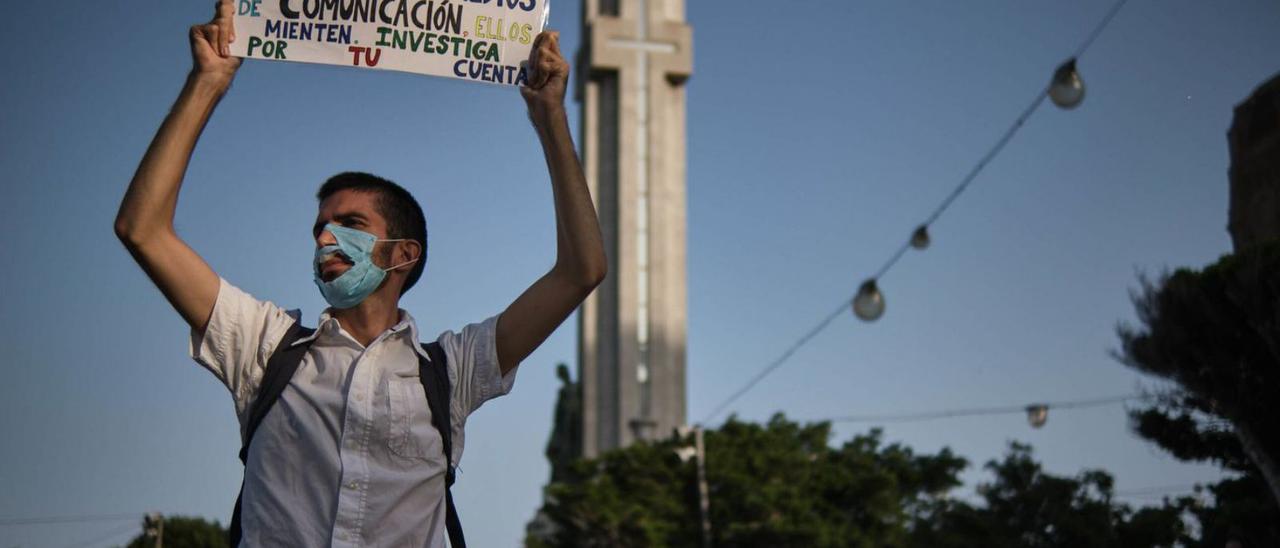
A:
188;278;296;427
436;314;517;417
435;314;517;463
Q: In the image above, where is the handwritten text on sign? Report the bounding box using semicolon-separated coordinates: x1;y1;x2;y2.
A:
230;0;550;85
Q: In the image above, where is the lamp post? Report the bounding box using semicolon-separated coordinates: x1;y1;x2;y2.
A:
143;512;164;548
677;426;712;548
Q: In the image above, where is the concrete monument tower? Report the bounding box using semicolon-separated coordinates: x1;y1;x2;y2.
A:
577;0;692;456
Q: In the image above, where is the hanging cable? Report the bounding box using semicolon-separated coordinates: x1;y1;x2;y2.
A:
819;394;1139;425
0;512;140;527
60;521;141;548
1113;483;1202;498
699;301;848;425
1074;0;1131;60
876;90;1049;282
954;482;1201;505
699;0;1133;425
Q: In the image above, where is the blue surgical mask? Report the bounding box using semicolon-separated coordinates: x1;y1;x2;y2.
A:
313;224;418;309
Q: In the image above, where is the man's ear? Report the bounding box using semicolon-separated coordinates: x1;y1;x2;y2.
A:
398;239;423;266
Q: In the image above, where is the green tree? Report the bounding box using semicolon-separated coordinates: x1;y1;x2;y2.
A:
1115;241;1280;534
528;418;1193;547
911;443;1188;548
528;414;967;547
119;515;228;548
1183;476;1280;548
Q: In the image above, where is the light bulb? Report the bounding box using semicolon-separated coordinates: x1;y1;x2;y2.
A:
1026;404;1049;428
1049;58;1085;109
911;225;931;250
852;279;885;322
675;446;697;463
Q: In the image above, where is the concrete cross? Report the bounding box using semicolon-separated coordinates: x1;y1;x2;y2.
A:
596;0;689;436
579;0;692;454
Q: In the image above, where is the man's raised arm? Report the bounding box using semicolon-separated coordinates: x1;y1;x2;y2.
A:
495;31;609;374
115;0;240;333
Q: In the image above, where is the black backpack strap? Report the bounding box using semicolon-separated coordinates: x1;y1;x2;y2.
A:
419;341;465;548
229;321;315;548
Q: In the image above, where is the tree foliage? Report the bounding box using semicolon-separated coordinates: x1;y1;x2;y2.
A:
912;443;1187;548
526;415;1189;547
1115;241;1280;532
528;414;963;547
1185;475;1280;548
119;515;228;548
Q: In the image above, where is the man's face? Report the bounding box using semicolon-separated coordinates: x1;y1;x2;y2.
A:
313;189;393;283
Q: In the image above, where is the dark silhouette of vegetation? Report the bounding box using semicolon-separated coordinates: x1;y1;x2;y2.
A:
911;443;1187;548
119;515;227;548
1115;240;1280;545
527;415;1194;547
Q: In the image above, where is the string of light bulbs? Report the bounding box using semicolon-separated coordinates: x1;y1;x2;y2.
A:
817;393;1142;428
701;0;1132;425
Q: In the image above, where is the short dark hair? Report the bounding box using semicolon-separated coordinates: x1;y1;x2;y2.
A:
316;172;427;295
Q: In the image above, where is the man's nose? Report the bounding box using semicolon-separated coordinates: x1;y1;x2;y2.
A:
316;228;338;247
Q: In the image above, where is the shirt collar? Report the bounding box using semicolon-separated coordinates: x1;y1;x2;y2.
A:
290;308;433;363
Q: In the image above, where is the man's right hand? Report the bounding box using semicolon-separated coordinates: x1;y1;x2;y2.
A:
190;0;241;89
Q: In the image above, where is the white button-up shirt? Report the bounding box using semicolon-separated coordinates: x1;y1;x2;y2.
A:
190;279;516;547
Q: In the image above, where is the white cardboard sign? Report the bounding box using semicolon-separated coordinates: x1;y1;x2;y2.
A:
229;0;550;85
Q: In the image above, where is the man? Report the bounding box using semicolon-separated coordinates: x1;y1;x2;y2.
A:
114;1;606;546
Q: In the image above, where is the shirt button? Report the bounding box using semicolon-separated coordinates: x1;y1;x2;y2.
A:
355;393;365;402
347;481;358;489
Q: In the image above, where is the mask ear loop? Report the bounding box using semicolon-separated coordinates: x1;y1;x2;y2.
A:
382;257;419;273
376;239;421;272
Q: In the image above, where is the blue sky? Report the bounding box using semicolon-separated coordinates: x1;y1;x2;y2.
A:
2;1;1278;546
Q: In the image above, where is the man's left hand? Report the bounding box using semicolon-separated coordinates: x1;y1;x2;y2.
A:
521;31;569;126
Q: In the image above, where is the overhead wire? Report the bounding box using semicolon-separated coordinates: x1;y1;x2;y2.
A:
60;521;141;548
700;0;1133;425
0;512;141;527
699;301;848;425
1113;483;1202;498
953;482;1204;506
819;394;1139;425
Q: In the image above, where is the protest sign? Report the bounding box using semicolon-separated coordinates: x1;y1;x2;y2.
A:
229;0;550;86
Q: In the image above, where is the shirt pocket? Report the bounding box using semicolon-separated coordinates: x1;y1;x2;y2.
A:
386;378;442;463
